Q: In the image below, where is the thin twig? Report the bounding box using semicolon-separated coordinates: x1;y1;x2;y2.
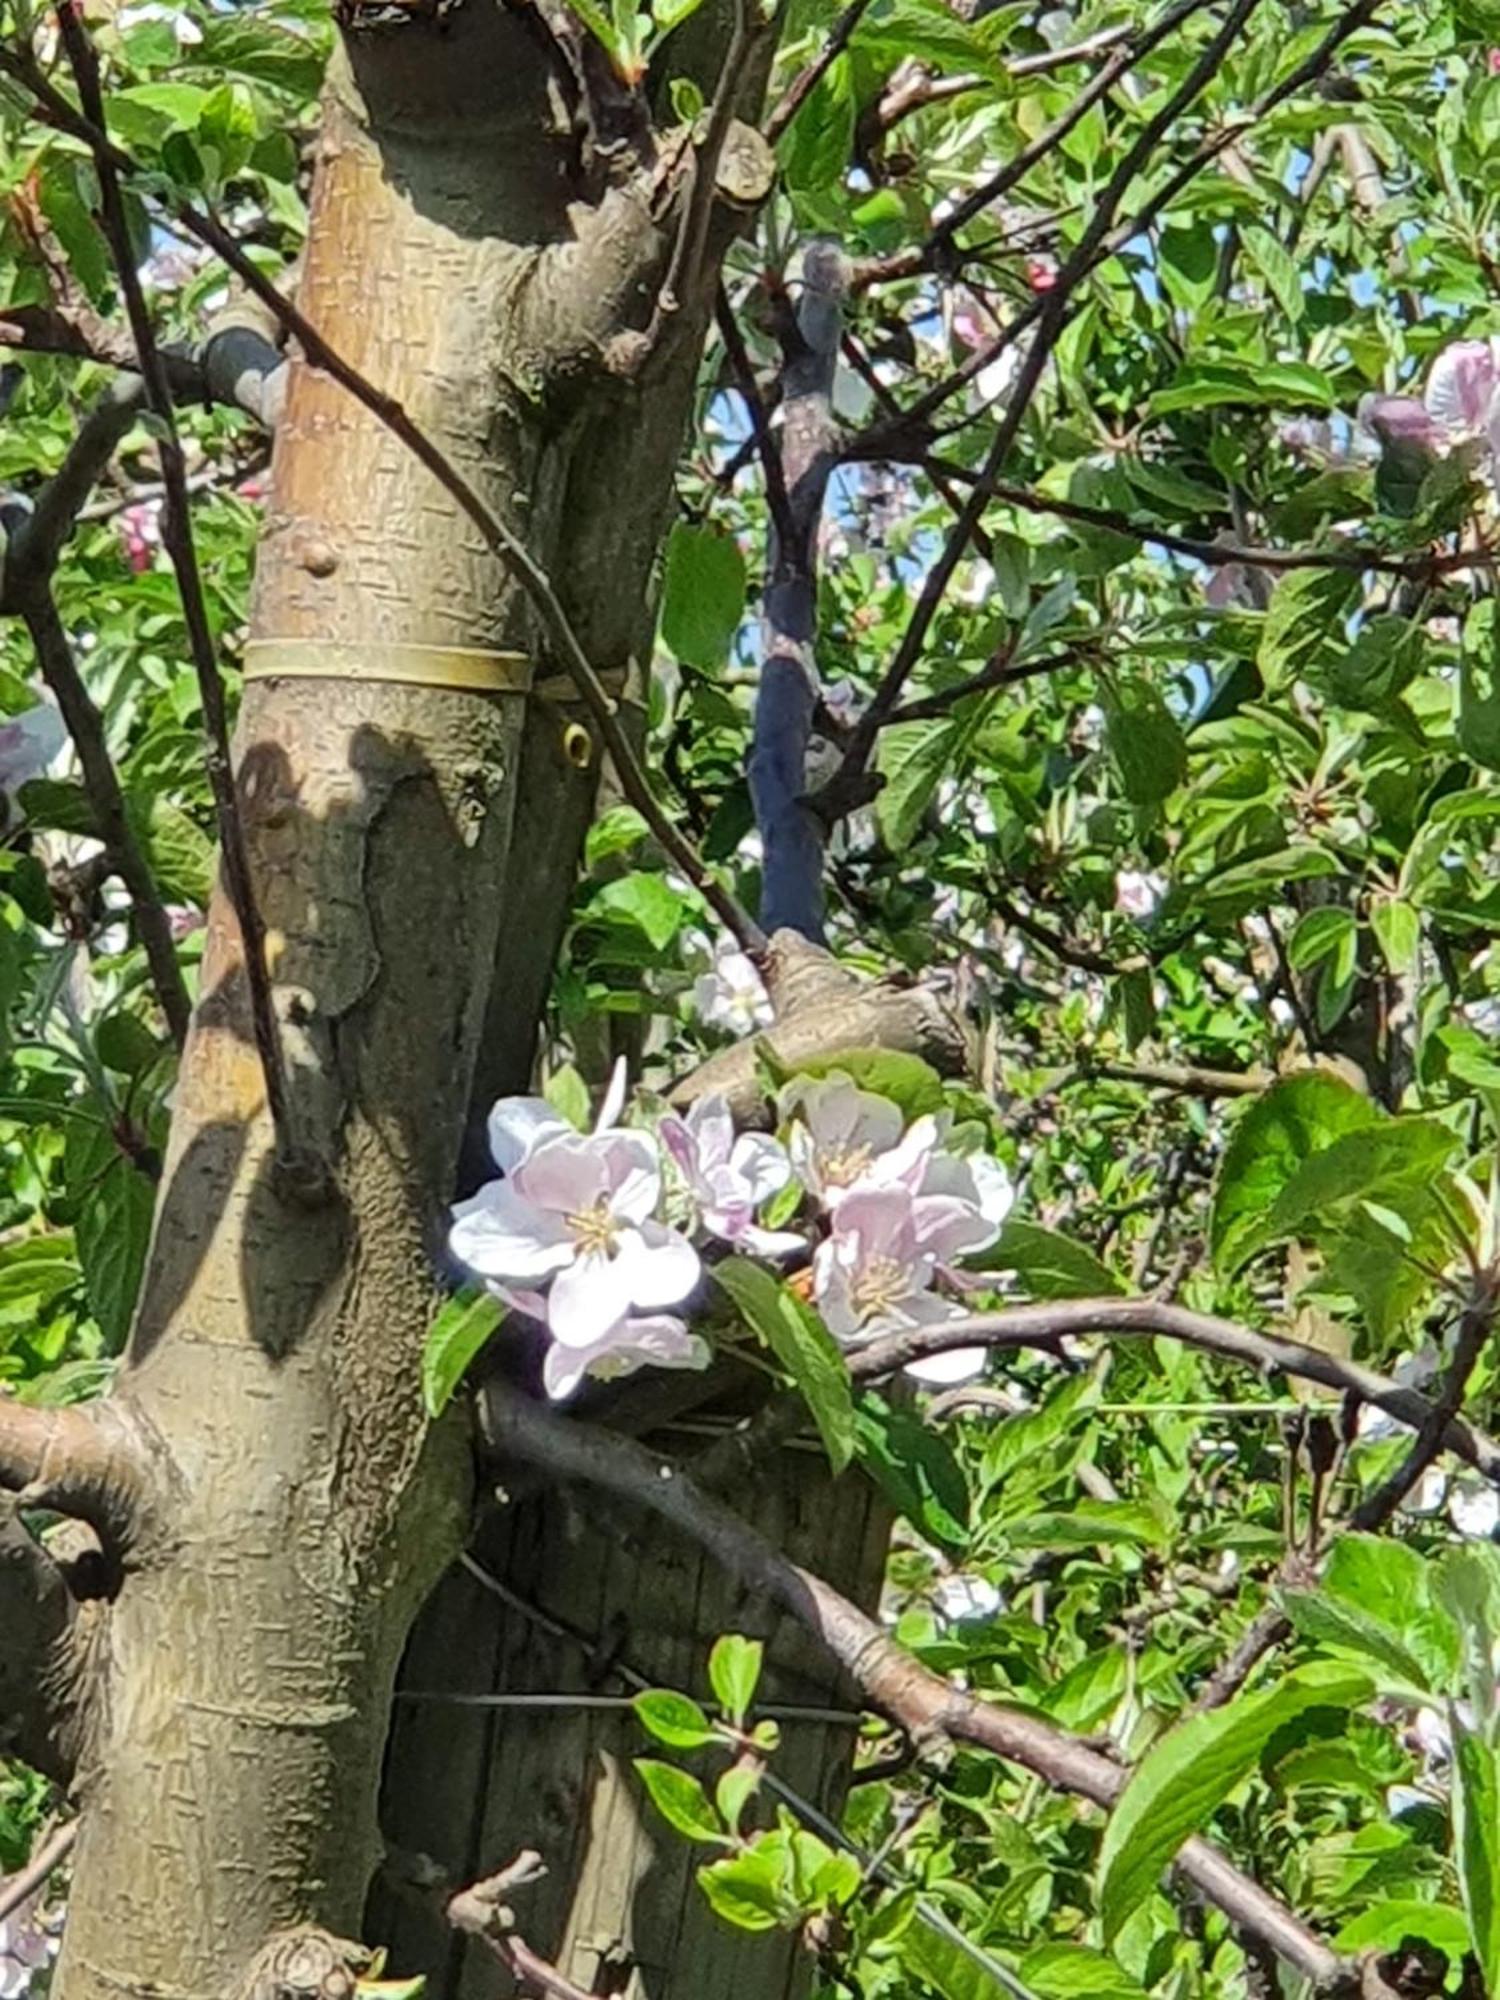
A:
886;0;1385;435
0;1821;77;1925
55;13;298;1163
18;592;192;1049
713;284;795;551
842;1298;1500;1487
903;462;1484;583
819;0;1268;813
640;0;751;357
1;38;763;958
853;0;1213;291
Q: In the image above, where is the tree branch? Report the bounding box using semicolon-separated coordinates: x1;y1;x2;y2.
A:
0;1820;77;1924
448;1855;606;2000
481;1382;1352;1991
14;589;193;1049
816;0;1268;820
749;242;847;943
901;462;1485;584
852;0;1212;292
0;1394;154;1558
844;1299;1500;1487
1;37;763;959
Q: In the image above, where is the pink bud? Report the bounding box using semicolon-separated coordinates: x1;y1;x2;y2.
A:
1488;46;1500;73
1025;255;1059;293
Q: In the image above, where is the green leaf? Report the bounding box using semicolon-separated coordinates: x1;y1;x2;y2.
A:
1209;1072;1378;1272
979;1220;1123;1299
586;805;650;868
542;1064;591;1132
1151;358;1334;414
1371;895;1420;974
421;1290;502;1417
1287;905;1355;975
715;1764;761;1837
1005;1499;1170;1551
1241;225;1304;322
660;524;746;670
780;53;853;194
632;1689;718;1750
855;1394;971;1551
634;1760;724;1844
1461;599;1500;771
1333;1901;1470;1961
0;1233;80;1316
96;1012;163;1079
1096;1661;1373;1941
1280;1589;1438;1694
137;798;215;906
714;1259;855;1474
876;720;962;849
697;1837;794;1930
708;1634;763;1728
855;0;1002;78
1020;1942;1149;1998
982;1368;1102;1486
1453;1710;1500;1996
590;872;691;950
76;1160;156;1347
1266;1119;1460;1242
1257;569;1358;689
1103;681;1186;806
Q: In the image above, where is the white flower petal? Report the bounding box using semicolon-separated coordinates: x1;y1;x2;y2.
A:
728;1130;791;1202
615;1221;701;1311
596;1056;628;1134
602;1131;663;1225
487;1096;570;1174
547;1250;623;1348
905;1344;987;1386
450;1184;575;1283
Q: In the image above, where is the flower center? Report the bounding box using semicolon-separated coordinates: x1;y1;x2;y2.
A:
853;1254;908;1320
566;1197;620;1259
821;1141;873;1188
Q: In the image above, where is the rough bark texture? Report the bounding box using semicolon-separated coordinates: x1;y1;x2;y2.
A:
29;16;897;2000
49;15;704;1998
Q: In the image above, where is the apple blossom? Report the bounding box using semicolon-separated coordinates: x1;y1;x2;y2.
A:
812;1183;989;1385
784;1073;907;1207
452;1061;700;1371
659;1094;804;1257
543;1312;708;1401
692;938;773;1035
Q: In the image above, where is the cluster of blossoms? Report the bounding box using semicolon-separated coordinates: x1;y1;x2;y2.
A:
449;1066;1012;1401
0;1885;58;2000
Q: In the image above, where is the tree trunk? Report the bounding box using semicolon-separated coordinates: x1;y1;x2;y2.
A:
50;16;724;1997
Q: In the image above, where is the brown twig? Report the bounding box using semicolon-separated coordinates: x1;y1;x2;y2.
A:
482;1381;1352;1990
18;592;192;1049
990;889;1150;977
0;1821;77;1925
448;1855;605;2000
817;0;1268;817
1;37;763;959
842;1299;1500;1488
853;1;1212;291
56;12;298;1166
883;0;1384;437
901;462;1486;583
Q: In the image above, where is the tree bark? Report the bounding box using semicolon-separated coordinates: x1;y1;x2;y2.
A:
47;16;720;1998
